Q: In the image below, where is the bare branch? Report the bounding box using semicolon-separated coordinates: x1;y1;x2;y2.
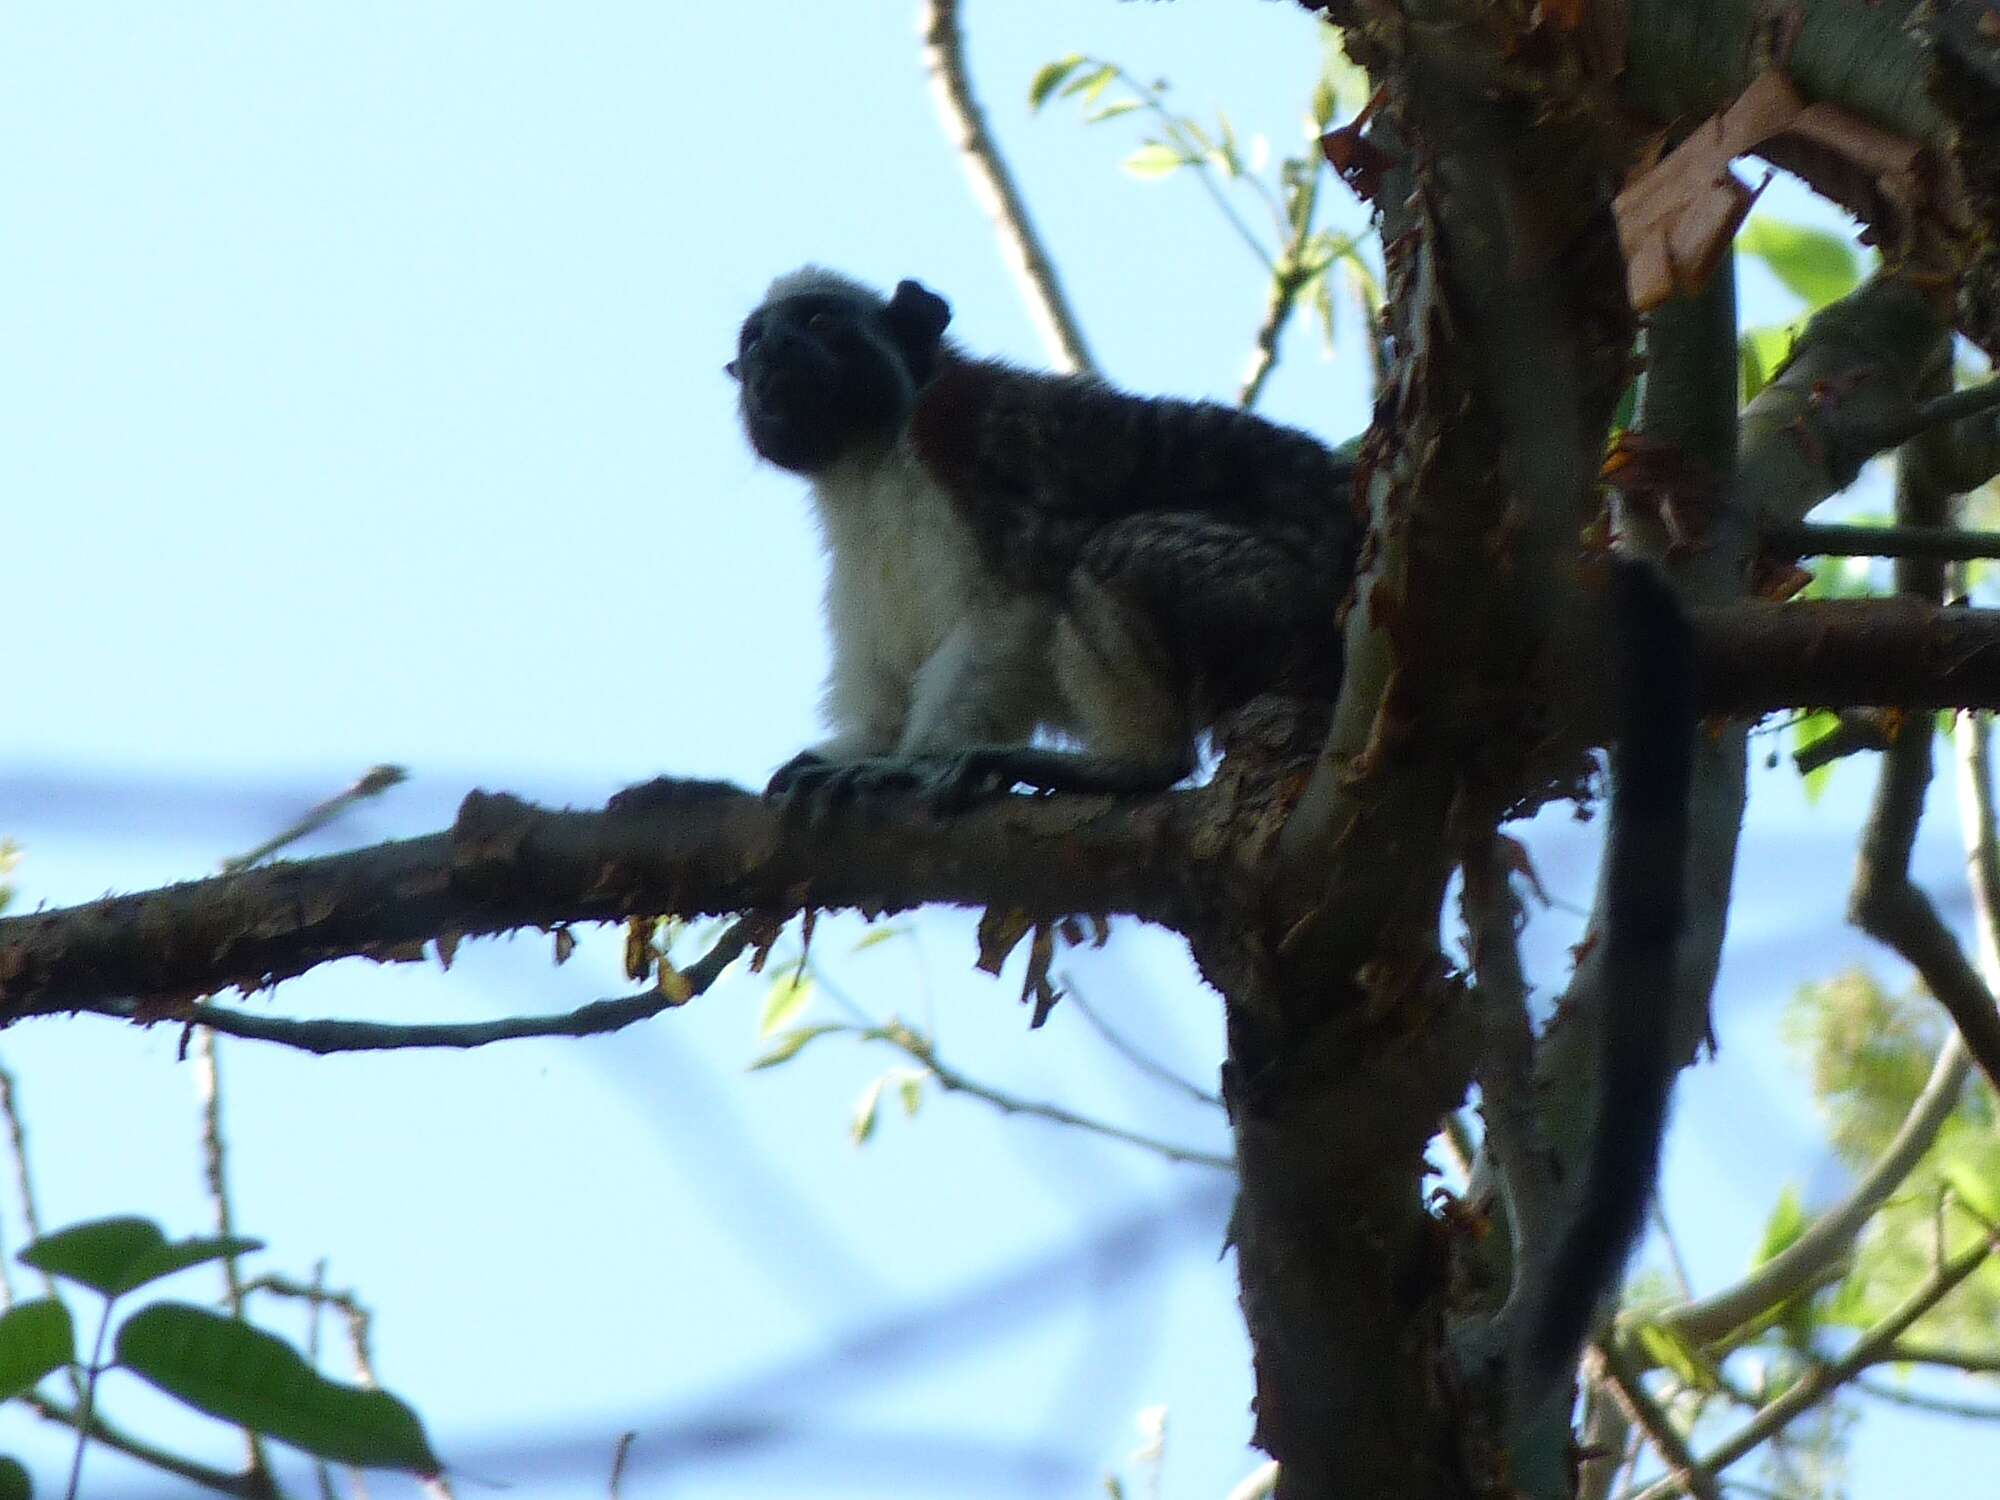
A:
1058;970;1223;1109
220;764;407;874
886;1022;1233;1171
1588;1340;1720;1500
24;1391;273;1498
1654;1031;1965;1346
191;1029;276;1485
1793;711;1894;776
1462;840;1557;1273
1845;418;2000;1096
1853;1374;2000;1421
1692;600;2000;717
919;0;1095;374
1627;1231;1997;1500
1766;522;2000;563
1876;1341;2000;1376
139;915;774;1056
0;779;1194;1024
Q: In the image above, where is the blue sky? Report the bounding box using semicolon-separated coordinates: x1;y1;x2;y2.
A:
1;4;1992;1497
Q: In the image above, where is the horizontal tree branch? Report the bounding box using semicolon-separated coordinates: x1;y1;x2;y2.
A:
13;600;2000;1028
1692;600;2000;713
1765;523;2000;563
0;780;1201;1024
94;913;775;1054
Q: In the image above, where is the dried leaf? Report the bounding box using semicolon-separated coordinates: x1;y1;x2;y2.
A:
552;927;576;965
976;908;1034;977
623;918;654;983
1022;925;1059;1027
658;960;694;1005
1615;71;1798;310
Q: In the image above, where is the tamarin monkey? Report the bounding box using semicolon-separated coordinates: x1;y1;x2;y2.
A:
729;266;1694;1410
731;266;1360;805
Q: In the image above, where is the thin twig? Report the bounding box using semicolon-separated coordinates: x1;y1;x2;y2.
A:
308;1259;338;1500
1846;430;2000;1095
1626;1232;1997;1500
920;0;1095;374
1764;521;2000;562
221;764;407;873
190;1029;274;1486
25;1391;274;1498
888;1024;1233;1171
608;1431;638;1499
1100;64;1275;274
1869;374;2000;452
1793;710;1894;775
1057;970;1222;1108
1853;1374;2000;1420
1577;1380;1635;1500
122;914;771;1055
1878;1340;2000;1375
1589;1340;1720;1500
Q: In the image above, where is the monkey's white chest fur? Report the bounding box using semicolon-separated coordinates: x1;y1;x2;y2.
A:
806;444;1052;758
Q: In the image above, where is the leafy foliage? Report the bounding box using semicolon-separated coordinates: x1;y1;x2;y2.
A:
7;1217;442;1484
0;1302;72;1402
115;1302;439;1472
20;1218;262;1301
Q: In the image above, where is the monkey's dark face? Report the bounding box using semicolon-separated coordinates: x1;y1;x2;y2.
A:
732;278;952;475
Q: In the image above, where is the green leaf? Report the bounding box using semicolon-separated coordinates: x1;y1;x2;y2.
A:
1635;1321;1711;1391
896;1069;926;1117
1738;323;1797;404
1739;218;1862;310
1085;99;1144;125
115;1303;439;1473
850;924;908;954
0;1300;73;1400
1310;77;1338;130
851;1076;884;1146
747;1023;846;1071
1121;143;1187;180
757;973;814;1037
1059;64;1116;107
1611;377;1639;435
0;1457;28;1500
1940;1133;2000;1223
20;1218;262;1300
1752;1185;1808;1266
1028;55;1084;110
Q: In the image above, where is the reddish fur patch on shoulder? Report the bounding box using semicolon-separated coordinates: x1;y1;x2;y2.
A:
909;357;1005;497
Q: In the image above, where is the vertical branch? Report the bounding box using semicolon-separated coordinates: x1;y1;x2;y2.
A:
920;0;1097;375
0;1058;35;1310
1462;842;1557;1273
192;1029;273;1486
1848;349;2000;1094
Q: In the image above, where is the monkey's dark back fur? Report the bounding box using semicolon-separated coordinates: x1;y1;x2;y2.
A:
913;355;1360;712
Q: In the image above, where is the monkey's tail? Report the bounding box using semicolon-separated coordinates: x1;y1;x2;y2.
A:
1517;558;1697;1403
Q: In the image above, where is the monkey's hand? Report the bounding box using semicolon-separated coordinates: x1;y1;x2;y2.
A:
764;751;999;813
766;746;1182;815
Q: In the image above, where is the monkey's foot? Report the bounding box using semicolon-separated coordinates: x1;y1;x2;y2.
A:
765;747;1183;816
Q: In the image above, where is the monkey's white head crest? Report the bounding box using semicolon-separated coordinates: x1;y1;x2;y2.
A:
764;265;877;304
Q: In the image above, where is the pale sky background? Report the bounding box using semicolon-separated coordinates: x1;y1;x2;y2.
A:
1;4;1993;1497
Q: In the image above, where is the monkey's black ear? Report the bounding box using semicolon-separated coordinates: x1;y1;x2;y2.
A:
724;359;741;380
886;279;952;350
